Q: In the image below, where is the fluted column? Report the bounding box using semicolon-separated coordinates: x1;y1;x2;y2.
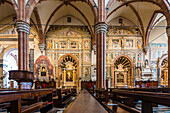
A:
16;21;30;71
95;23;107;89
167;27;170;87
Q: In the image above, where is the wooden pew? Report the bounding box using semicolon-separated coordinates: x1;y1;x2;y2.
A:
0;89;54;113
53;88;73;107
95;89;118;112
110;89;170;113
95;88;109;103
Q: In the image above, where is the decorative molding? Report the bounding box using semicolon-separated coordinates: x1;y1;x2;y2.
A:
16;21;30;34
95;23;108;34
166;27;170;37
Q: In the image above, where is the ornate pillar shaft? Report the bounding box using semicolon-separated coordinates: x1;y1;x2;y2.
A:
95;23;107;89
167;27;170;87
16;21;30;71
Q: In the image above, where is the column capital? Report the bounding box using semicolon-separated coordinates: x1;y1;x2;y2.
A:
95;22;108;34
166;26;170;37
16;21;30;34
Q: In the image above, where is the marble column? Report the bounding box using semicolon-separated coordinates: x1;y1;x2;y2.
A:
95;23;107;89
16;21;30;71
167;27;170;87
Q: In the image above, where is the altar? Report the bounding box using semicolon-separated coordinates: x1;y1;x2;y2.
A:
114;64;128;87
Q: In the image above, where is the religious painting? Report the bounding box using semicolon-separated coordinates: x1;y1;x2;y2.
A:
84;40;89;48
57;29;81;37
126;39;133;48
41;66;47;77
66;71;73;82
71;42;77;48
85;67;89;76
117;72;124;83
60;41;67;48
112;39;119;48
111;29;133;35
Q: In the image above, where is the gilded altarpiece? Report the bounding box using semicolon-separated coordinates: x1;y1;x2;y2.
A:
106;27;143;87
158;54;168;86
46;26;91;88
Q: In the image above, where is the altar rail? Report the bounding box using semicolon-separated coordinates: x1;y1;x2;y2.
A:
110;89;170;113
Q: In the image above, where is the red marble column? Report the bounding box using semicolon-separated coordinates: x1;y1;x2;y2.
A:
95;0;107;89
95;23;107;89
167;27;170;87
16;21;30;71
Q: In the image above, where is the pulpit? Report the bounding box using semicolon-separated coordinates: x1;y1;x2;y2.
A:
9;70;33;89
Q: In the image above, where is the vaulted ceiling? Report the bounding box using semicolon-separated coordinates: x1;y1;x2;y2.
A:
0;0;169;47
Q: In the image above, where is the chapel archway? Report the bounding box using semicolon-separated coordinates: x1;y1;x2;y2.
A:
34;55;54;80
58;54;79;88
112;55;133;88
158;54;168;87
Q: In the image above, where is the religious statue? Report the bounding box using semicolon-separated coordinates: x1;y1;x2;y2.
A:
137;40;141;49
84;40;88;48
85;54;88;62
49;41;53;48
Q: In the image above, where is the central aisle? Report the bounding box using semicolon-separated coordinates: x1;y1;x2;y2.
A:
64;89;108;113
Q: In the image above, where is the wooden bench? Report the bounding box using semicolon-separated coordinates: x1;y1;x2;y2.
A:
95;88;109;103
0;89;54;113
110;89;170;113
53;88;73;107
